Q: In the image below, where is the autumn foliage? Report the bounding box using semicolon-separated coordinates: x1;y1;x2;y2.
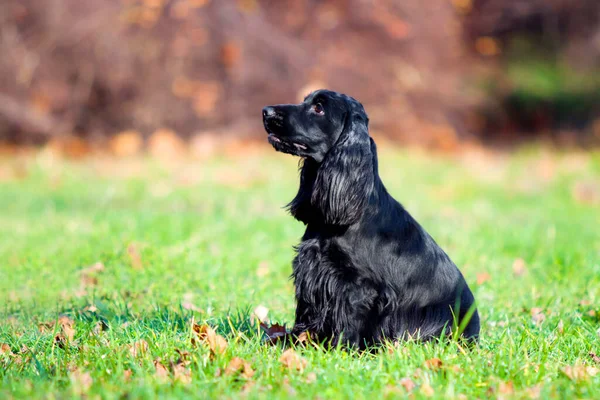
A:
0;0;599;148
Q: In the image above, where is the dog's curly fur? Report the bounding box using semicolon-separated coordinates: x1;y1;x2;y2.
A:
262;90;480;349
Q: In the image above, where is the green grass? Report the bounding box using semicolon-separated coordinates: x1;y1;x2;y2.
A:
1;147;599;399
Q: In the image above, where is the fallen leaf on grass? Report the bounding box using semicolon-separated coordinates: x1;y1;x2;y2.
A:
256;261;270;277
280;349;307;372
224;357;255;379
93;320;108;335
525;385;542;399
193;324;228;355
129;340;149;357
0;343;12;356
530;308;545;325
153;359;170;383
261;322;290;344
252;305;269;324
127;244;144;270
123;369;133;382
305;372;317;384
562;364;599;381
498;381;514;395
70;369;93;393
80;262;105;287
58;315;75;340
241;380;256;394
590;352;600;364
512;258;527;276
476;272;491;285
424;358;443;371
420;382;435;397
171;361;192;384
399;377;416;392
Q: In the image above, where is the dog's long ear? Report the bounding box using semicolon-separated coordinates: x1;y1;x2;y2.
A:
287;158;319;225
311;104;374;225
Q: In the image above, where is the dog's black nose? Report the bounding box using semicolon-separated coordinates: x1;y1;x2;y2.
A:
262;106;276;118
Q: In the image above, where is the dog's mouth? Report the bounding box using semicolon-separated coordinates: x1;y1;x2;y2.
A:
266;132;308;156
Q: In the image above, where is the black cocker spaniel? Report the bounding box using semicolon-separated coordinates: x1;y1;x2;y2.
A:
262;89;479;349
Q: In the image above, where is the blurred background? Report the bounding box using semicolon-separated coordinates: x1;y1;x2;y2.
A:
0;0;599;154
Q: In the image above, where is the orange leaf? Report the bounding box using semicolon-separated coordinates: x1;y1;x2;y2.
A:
562;364;599;381
420;383;435;397
127;244;144;270
476;272;491;285
498;381;514;395
225;357;255;379
193;324;228;355
512;258;527;277
279;349;306;372
399;377;416;392
153;359;170;382
69;369;93;393
424;358;443;371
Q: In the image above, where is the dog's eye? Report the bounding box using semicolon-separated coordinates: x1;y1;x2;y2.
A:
312;103;325;115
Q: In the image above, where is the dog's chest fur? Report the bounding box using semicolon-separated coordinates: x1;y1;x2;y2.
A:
291;235;381;337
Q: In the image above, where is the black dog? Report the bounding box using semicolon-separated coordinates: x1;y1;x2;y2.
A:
262;90;479;349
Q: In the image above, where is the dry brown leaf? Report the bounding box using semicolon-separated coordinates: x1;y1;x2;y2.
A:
512;258;527;277
80;262;105;287
498;381;514;395
182;301;204;313
153;359;170;382
123;369;133;382
256;261;270;277
562;364;599;381
590;352;600;364
127;244;144;270
420;382;435;397
399;377;416;392
525;385;542;399
279;349;307;372
424;358;443;371
172;361;192;384
129;340;149;357
296;331;310;344
58;316;75;342
193;324;228;355
261;322;290;344
530;308;546;325
305;372;317;384
225;357;255;379
70;369;93;393
241;380;256;394
0;343;12;355
476;272;491;285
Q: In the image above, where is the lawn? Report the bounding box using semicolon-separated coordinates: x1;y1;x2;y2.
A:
1;145;599;399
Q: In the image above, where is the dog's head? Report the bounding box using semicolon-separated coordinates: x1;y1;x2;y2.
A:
262;89;369;163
